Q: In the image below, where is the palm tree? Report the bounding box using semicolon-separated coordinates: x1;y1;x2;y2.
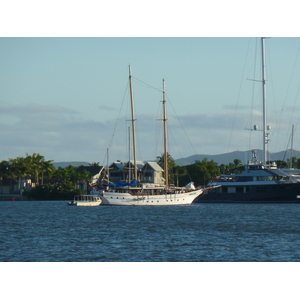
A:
40;160;55;185
0;160;10;193
219;164;227;174
0;160;10;177
75;169;92;190
54;167;69;183
24;153;53;185
9;157;29;193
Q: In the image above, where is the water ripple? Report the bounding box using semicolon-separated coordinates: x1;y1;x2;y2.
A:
1;201;300;261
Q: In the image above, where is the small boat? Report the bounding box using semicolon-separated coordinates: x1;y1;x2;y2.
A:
68;195;102;206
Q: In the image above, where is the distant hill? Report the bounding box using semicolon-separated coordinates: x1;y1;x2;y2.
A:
52;149;300;168
174;149;300;166
53;161;90;168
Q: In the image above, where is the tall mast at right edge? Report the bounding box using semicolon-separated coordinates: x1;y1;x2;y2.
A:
261;37;270;164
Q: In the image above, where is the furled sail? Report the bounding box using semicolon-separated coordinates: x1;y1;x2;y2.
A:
184;182;196;190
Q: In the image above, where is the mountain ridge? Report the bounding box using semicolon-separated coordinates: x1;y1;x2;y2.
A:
174;149;300;166
53;149;300;168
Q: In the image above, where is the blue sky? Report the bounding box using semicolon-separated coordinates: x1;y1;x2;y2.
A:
1;37;300;165
1;2;300;165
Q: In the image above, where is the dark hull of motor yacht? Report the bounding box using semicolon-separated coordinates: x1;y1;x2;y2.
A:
195;183;300;203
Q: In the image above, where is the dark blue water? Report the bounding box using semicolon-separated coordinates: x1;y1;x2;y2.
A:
1;201;300;262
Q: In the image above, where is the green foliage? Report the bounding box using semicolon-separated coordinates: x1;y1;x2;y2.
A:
4;152;298;195
270;160;289;168
23;182;85;200
1;153;55;184
284;157;300;169
219;159;245;175
179;158;220;186
0;160;11;177
157;152;177;184
1;153;92;199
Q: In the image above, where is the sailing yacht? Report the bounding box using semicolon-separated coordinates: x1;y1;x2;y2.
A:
197;38;300;203
100;66;204;205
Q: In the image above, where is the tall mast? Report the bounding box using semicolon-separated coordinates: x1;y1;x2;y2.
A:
128;126;131;182
128;65;137;181
261;37;269;164
106;148;109;182
162;79;168;189
291;124;294;168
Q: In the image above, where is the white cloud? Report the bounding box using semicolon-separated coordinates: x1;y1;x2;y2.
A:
0;102;111;161
0;101;298;163
99;105;117;111
0;102;77;115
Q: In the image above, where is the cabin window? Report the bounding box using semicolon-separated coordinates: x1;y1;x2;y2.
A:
257;176;273;181
230;187;236;193
236;176;253;182
236;186;243;193
222;187;228;193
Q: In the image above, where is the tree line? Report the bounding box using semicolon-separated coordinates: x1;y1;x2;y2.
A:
1;152;298;199
0;153;94;199
157;153;300;187
157;154;245;187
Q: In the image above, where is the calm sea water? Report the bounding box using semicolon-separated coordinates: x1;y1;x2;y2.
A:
1;201;300;262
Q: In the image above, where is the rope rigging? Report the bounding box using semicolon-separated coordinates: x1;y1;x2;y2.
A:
101;81;129;167
227;38;252;157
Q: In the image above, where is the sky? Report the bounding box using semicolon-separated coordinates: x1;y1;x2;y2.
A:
1;2;300;166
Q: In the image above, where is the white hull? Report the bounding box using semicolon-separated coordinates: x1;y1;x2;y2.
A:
101;189;203;206
69;195;102;206
69;201;102;206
